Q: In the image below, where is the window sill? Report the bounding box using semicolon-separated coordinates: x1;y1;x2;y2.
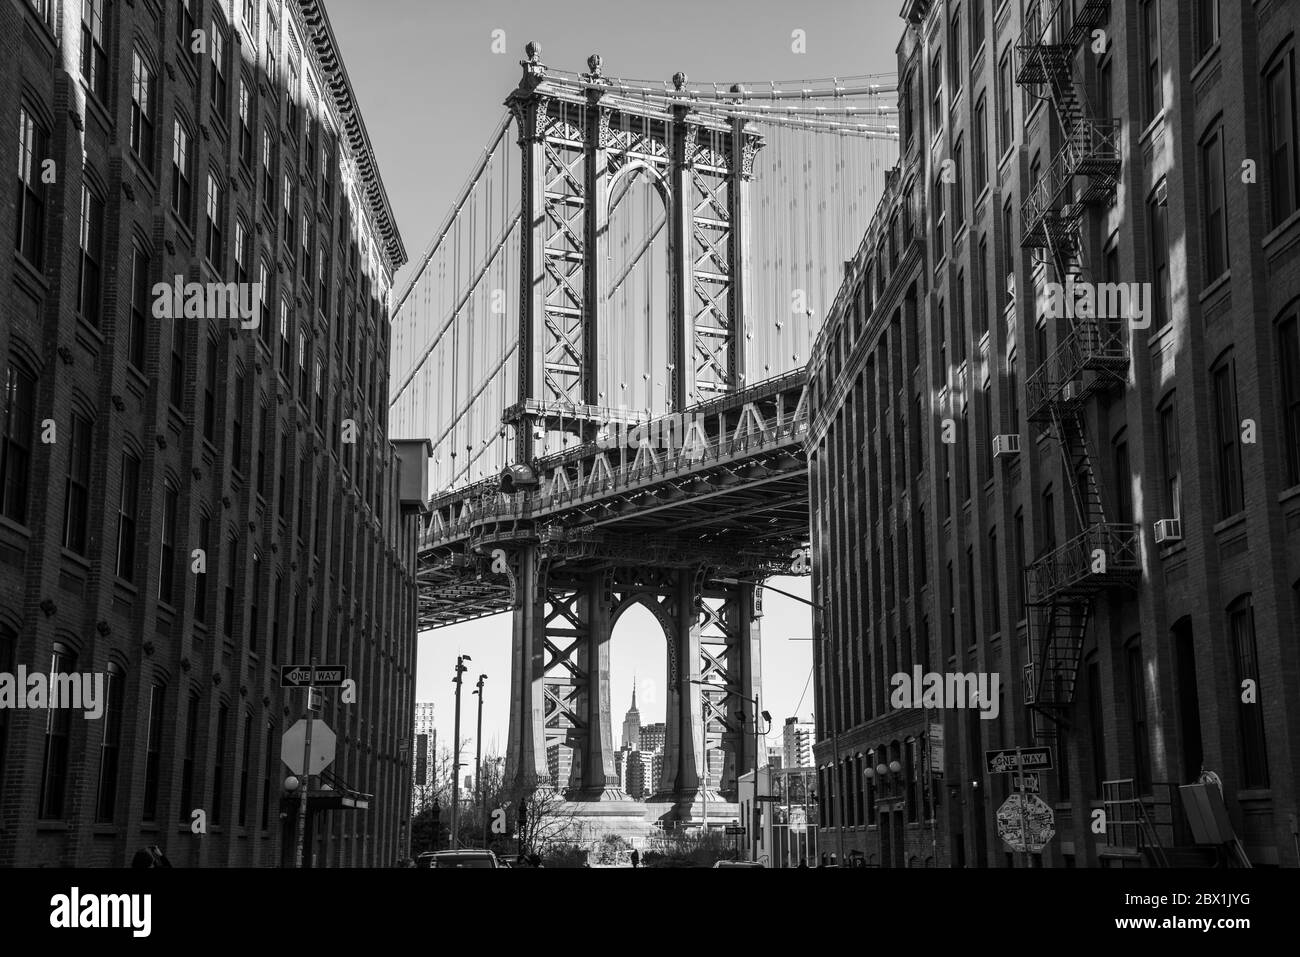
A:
1262;208;1300;251
1278;483;1300;506
36;820;70;832
1189;41;1222;83
12;249;49;294
79;81;113;133
1212;512;1247;536
1198;270;1232;304
0;515;33;542
1138;108;1167;147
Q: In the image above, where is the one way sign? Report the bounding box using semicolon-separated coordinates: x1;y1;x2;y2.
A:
280;664;347;688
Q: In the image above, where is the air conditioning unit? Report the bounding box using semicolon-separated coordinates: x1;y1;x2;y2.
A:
1154;518;1183;544
1060;380;1084;402
992;434;1021;459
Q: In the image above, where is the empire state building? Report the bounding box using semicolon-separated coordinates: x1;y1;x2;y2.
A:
622;683;642;750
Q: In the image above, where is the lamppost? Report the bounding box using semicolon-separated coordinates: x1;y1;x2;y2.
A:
472;674;487;810
451;654;471;849
717;576;840;862
690;678;771;862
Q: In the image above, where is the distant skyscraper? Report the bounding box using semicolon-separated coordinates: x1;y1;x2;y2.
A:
413;703;437;804
783;717;814;769
638;722;666;754
622;683;642;750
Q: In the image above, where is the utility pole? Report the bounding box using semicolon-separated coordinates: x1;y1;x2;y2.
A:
473;674;487;818
294;658;317;868
451;655;471;850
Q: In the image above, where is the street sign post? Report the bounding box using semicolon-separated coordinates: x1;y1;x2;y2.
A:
1010;771;1041;793
281;664;346;687
725;825;746;835
985;746;1054;774
996;792;1056;854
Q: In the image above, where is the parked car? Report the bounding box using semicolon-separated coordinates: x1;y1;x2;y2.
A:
415;849;500;868
712;860;764;868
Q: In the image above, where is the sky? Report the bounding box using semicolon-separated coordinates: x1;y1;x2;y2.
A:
322;0;903;763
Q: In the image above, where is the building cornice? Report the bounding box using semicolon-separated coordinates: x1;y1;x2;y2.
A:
297;0;407;275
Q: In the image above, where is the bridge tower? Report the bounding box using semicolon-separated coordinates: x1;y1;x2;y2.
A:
499;45;767;814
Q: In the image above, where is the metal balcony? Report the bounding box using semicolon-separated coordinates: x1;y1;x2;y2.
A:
1015;0;1112;85
1026;523;1141;604
1025;318;1129;422
1021;118;1122;249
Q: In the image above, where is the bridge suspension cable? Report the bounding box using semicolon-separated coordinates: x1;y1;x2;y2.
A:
390;72;899;498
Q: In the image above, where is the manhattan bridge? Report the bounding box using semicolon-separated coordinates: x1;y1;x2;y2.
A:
387;44;899;818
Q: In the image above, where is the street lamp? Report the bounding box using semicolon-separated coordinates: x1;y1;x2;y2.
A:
451;654;471;850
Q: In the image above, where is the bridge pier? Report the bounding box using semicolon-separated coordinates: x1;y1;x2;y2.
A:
503;553;764;819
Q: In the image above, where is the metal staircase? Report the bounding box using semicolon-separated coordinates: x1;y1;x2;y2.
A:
1014;0;1138;740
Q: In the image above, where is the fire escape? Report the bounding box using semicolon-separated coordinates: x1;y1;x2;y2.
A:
1014;0;1139;741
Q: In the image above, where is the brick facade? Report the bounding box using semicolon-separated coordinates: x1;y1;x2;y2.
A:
810;0;1300;867
0;0;420;867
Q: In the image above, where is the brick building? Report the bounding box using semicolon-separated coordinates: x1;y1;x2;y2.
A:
0;0;425;866
810;0;1300;867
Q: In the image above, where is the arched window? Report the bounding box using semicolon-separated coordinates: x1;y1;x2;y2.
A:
1228;595;1269;787
142;680;166;821
95;662;127;822
1211;349;1243;518
39;643;77;819
1;359;38;524
1125;637;1150;793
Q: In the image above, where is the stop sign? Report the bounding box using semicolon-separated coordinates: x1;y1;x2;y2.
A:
281;719;337;776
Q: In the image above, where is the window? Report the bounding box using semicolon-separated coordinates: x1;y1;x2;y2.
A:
948;8;962;99
1098;56;1113;120
979;378;993;481
261;130;275;206
1212;352;1243;518
932;175;945;255
287;61;300;131
1158;397;1182;521
0;363;36;525
973;94;988;196
142;684;165;821
78;183;105;326
1126;642;1151;793
224;535;238;638
205;175;224;266
177;0;196;51
302;214;312;279
1013;509;1026;614
1280;314;1300;487
238;80;254;169
39;645;76;818
930;48;943;128
271;574;282;662
249;551;262;652
988;528;1000;633
1202;127;1228;282
1006;351;1019;432
194;514;210;623
279;300;291;379
239;712;253;825
298;332;308;397
159;482;178;603
283;175;295;248
172;120;193;219
203;337;218;442
1087;659;1107;796
970;0;985;54
997;47;1013;154
902;73;916;151
314;359;324;423
115;452;140;581
94;663;125;821
210;22;229;114
952;137;965;230
0;627;14;788
232;373;246;471
262;720;274;829
955;271;967;363
975;234;989;336
29;0;56;28
1140;0;1162;123
277;434;289;518
130;52;156;169
257;405;269;497
1148;185;1170;329
15;106;49;268
1229;596;1268;787
1265;48;1299;228
1195;0;1219;60
178;693;200;821
258;261;272;345
80;0;109;101
1001;198;1015;307
1113;433;1132;524
212;704;229;824
62;413;92;554
1041;486;1056;555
